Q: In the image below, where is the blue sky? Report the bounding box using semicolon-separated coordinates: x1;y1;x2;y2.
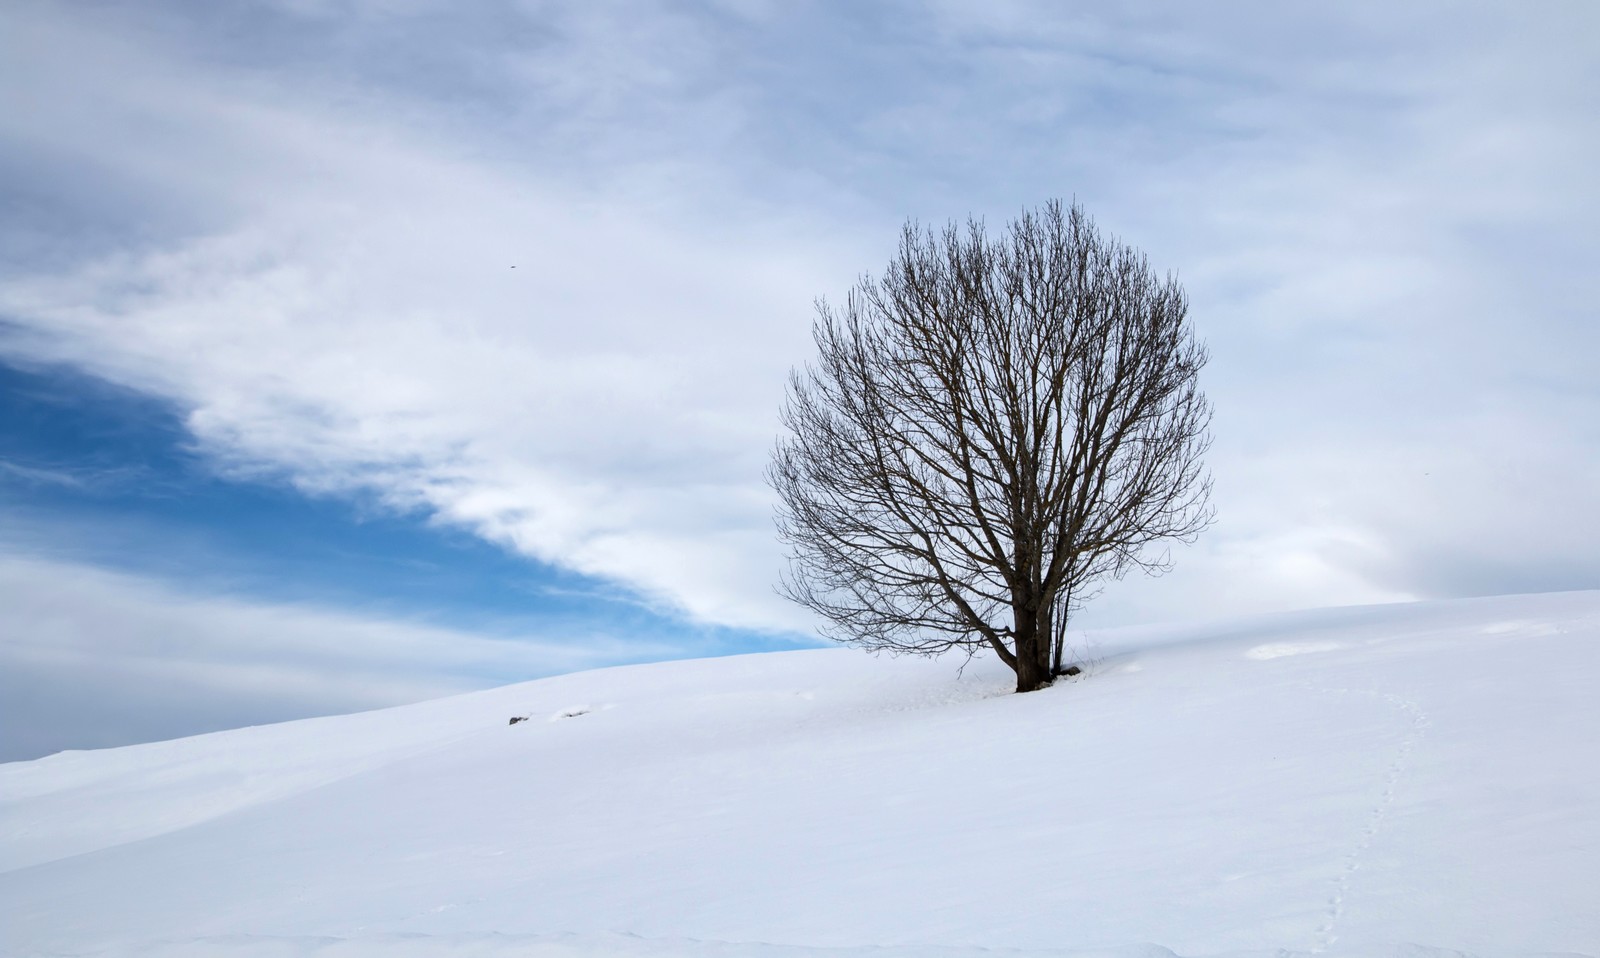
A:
2;0;1597;761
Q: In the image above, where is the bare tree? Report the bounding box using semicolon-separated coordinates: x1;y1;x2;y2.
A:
769;201;1212;693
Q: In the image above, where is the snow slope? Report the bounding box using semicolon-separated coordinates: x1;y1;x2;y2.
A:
3;592;1598;958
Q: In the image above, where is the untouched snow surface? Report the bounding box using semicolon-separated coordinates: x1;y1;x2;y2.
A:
2;592;1598;958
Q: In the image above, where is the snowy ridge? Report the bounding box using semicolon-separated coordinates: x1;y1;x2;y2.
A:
3;593;1598;958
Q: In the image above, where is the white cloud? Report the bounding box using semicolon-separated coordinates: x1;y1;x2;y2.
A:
1;0;1596;652
0;2;859;631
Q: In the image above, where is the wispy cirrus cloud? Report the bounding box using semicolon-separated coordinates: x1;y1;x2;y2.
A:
0;551;681;762
0;461;90;490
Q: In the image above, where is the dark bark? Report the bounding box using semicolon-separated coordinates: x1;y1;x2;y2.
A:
770;200;1212;691
1012;609;1053;693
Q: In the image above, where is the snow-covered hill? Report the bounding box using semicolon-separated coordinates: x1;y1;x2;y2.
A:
3;592;1598;958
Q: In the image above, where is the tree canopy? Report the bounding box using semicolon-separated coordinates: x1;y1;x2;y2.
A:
770;201;1212;692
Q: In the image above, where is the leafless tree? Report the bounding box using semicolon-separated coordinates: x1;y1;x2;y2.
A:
769;201;1212;693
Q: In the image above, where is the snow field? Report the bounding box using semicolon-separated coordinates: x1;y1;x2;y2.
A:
2;592;1597;958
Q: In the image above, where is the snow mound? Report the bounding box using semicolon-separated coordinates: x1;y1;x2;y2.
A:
3;592;1598;958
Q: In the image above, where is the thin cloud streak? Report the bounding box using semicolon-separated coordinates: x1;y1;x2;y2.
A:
0;552;675;762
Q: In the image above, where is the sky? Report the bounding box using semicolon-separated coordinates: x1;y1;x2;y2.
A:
2;0;1597;762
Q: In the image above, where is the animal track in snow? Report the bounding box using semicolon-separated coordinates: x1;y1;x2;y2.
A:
1308;687;1431;954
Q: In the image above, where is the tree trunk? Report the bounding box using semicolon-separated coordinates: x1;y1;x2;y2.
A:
1050;582;1071;676
1012;611;1055;693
